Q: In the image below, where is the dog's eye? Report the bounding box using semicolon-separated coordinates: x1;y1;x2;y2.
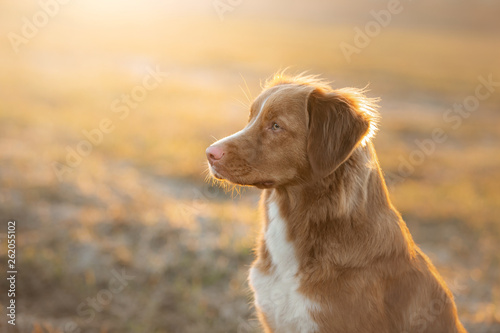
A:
272;122;280;131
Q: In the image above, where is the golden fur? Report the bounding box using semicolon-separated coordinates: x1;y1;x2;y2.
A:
206;73;467;333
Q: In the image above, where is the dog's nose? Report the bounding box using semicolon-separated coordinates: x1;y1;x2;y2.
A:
206;145;224;164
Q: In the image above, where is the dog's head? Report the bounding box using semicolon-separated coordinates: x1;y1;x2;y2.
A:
206;74;378;189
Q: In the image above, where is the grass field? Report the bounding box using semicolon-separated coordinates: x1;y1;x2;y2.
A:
0;1;499;332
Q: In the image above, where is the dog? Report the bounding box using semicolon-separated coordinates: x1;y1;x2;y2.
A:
206;73;466;333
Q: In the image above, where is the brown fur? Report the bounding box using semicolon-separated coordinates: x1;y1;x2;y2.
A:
206;73;467;333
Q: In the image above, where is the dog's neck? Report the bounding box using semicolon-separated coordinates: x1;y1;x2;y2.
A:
273;143;389;218
267;142;415;269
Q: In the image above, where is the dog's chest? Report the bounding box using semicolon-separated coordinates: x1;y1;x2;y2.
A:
249;201;319;333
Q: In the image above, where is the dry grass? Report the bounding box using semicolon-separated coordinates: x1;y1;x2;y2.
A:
0;1;499;332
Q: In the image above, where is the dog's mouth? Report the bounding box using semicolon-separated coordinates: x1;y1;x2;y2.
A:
208;164;274;188
252;181;275;189
208;165;225;180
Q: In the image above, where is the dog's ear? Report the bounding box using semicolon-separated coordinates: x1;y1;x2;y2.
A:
306;88;376;178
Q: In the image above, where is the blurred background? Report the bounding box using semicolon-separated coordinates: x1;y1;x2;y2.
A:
0;0;499;332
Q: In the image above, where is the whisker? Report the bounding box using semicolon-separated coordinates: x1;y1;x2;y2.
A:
238;85;251;105
233;97;250;109
239;73;253;103
201;167;210;177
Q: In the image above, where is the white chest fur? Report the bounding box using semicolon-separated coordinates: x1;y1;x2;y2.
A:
249;201;319;333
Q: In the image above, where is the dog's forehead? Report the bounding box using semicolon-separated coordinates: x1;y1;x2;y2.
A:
253;84;311;114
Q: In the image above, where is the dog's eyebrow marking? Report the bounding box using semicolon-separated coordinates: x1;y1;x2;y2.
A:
258;96;270;117
248;95;271;128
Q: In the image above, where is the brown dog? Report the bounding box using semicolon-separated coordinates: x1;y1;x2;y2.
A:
206;73;466;333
